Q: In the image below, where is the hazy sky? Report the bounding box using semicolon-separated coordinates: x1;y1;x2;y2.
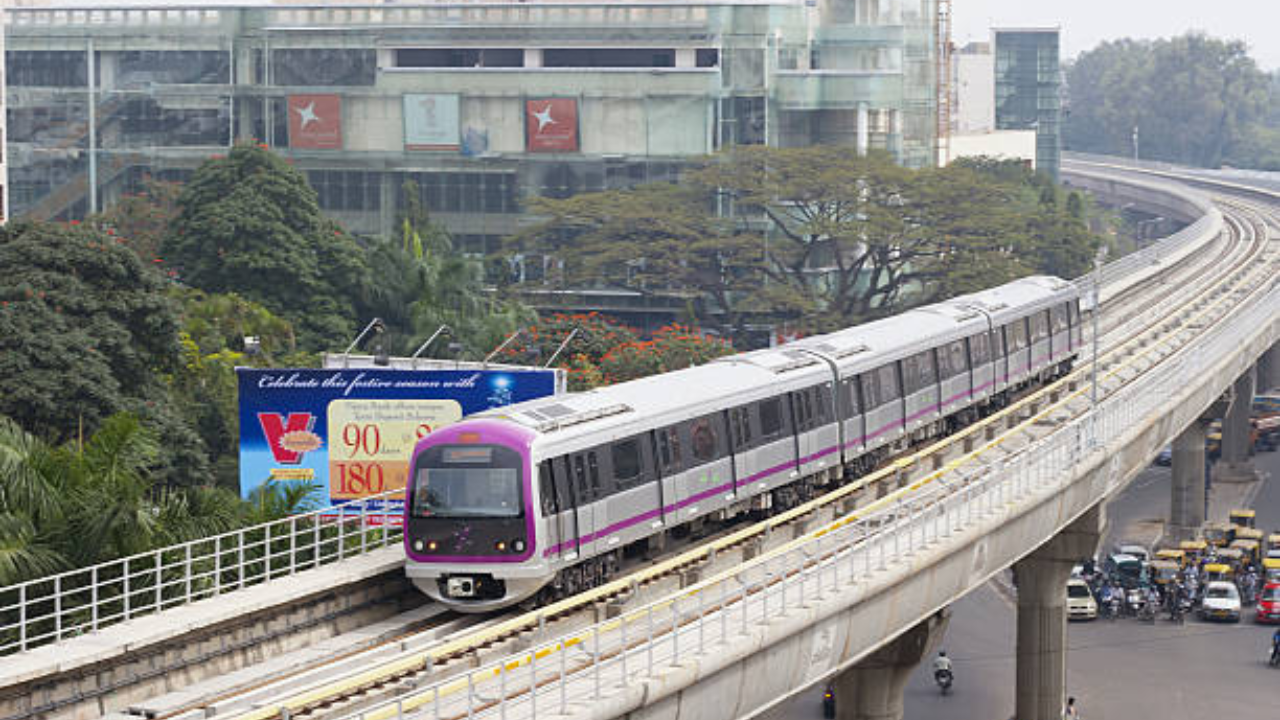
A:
952;0;1280;71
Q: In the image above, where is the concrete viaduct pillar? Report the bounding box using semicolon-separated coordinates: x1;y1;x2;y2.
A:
1169;418;1209;543
1258;343;1280;393
831;609;950;720
1213;366;1257;484
1013;505;1103;720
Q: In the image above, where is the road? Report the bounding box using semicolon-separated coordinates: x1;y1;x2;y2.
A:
760;444;1280;720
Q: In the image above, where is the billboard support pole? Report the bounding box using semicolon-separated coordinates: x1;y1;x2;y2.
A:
411;324;453;367
340;317;386;366
543;327;581;368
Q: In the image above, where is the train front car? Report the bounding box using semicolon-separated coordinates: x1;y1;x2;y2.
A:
403;418;549;611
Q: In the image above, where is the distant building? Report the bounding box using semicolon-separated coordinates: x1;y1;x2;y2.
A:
952;42;993;135
4;0;942;247
993;28;1061;179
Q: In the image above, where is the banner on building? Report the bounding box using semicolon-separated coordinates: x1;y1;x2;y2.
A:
236;367;559;517
404;94;460;150
525;98;579;152
288;94;343;150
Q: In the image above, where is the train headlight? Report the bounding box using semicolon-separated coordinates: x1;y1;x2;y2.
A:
512;539;526;553
412;539;424;552
495;541;507;552
428;540;438;551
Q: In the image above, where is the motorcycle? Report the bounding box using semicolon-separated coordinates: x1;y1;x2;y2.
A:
1138;600;1157;623
1126;588;1145;617
934;668;953;695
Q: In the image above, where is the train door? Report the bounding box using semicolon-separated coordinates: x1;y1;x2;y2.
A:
571;452;600;559
537;460;564;560
840;376;865;461
790;388;815;474
551;456;579;559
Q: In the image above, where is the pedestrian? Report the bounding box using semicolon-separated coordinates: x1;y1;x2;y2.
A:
1063;696;1080;719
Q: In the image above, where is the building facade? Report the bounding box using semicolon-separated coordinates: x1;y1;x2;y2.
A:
993;27;1060;179
6;0;939;246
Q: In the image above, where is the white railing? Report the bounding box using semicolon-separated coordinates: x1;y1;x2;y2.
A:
0;492;403;655
333;279;1280;720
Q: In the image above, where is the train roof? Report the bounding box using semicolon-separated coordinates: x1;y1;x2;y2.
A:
945;275;1077;323
475;358;810;452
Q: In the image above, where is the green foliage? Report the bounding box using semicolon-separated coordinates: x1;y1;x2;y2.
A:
93;178;182;265
164;143;371;350
1064;33;1272;168
510;184;759;330
492;312;639;389
0;221;186;446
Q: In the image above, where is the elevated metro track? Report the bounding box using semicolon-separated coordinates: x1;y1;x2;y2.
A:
207;161;1278;720
4;161;1277;720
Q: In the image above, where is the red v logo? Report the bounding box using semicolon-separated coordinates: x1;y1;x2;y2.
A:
258;412;316;464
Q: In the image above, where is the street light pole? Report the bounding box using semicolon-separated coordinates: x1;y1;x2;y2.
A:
1132;125;1139;162
1090;247;1107;447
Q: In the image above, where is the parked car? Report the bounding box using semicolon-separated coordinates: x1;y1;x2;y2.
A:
1154;446;1172;466
1256;582;1280;624
1199;581;1242;622
1067;578;1098;621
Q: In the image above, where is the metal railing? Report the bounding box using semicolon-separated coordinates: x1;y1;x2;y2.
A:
0;492;403;655
333;273;1280;720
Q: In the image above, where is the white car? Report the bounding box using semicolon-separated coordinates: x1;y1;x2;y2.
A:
1066;578;1098;620
1199;581;1241;622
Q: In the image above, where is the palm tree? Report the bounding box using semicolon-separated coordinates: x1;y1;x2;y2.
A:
0;416;71;585
64;414;164;564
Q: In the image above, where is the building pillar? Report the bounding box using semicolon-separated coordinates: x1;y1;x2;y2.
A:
831;609;950;720
1169;419;1209;542
1014;505;1103;720
524;48;543;68
675;48;696;68
1213;366;1257;483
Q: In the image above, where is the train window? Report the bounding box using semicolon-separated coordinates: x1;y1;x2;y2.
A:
904;351;936;393
813;386;831;421
668;427;683;467
657;430;672;467
880;364;899;401
573;455;589;500
760;398;783;437
993;328;1005;357
730;407;752;448
970;333;990;365
538;461;557;516
1030;311;1049;341
1007;321;1027;352
587;452;601;495
947;340;968;377
1070;300;1080;324
611;439;642;489
691;417;718;462
1051;304;1068;333
860;373;880;409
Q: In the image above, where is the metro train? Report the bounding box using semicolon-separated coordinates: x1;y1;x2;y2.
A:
403;276;1084;611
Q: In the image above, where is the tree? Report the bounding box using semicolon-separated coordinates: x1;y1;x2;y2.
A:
598;325;733;384
509;184;764;331
94;178;182;265
0;221;182;443
492;312;640;390
164;143;371;350
1064;33;1271;168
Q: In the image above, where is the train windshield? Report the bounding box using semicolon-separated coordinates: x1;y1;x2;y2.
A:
411;444;522;519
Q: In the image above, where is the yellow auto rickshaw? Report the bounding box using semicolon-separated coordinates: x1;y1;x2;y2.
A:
1148;559;1180;586
1216;546;1245;570
1236;527;1264;543
1264;558;1280;585
1231;538;1261;567
1203;522;1234;547
1229;508;1257;529
1155;548;1187;570
1204;562;1235;583
1179;539;1207;565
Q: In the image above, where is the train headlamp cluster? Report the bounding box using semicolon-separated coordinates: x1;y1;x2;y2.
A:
414;538;521;553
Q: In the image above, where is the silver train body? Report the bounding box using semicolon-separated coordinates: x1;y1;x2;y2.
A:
403;276;1083;610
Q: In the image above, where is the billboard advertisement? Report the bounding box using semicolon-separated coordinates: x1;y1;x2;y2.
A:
404;94;460;150
237;367;558;517
525;98;579;152
288;94;343;150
